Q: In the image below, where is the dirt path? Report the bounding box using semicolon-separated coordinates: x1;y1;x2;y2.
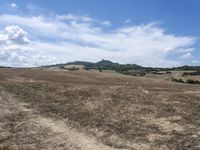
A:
0;88;117;150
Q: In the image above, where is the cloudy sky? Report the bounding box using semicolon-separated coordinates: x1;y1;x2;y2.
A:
0;0;199;67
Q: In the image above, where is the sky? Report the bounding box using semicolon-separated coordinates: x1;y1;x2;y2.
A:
0;0;199;67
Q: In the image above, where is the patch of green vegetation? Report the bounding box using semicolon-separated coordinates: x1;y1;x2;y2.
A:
117;70;146;76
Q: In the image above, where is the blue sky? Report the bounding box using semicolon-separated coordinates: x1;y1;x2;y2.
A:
0;0;199;67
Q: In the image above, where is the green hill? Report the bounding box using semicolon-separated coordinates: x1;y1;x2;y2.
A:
41;60;200;77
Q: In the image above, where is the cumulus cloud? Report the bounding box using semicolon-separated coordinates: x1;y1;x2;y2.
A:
0;46;59;67
0;8;198;67
4;25;29;44
0;25;59;67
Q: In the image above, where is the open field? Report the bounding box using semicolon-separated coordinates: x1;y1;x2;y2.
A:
0;68;200;150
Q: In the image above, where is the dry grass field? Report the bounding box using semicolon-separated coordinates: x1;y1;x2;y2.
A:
0;68;200;150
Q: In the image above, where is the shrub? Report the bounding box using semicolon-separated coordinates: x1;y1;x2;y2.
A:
67;67;79;71
166;71;171;74
186;79;200;84
171;78;184;83
98;68;102;72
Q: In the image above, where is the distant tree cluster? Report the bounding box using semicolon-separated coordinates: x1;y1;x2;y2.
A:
170;65;200;71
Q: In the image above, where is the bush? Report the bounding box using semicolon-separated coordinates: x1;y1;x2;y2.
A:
171;78;184;83
66;67;79;71
186;79;200;84
98;68;102;72
166;71;171;74
171;78;200;85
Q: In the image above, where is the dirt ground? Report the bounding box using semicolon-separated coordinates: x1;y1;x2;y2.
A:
0;68;200;150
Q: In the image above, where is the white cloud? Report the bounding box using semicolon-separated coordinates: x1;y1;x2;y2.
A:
180;52;192;59
11;3;17;8
0;25;58;67
56;14;93;23
192;60;199;64
101;20;111;27
0;9;198;67
0;34;7;42
4;25;29;44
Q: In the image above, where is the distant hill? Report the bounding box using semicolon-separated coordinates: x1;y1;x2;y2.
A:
171;65;200;71
68;59;144;70
40;59;200;76
43;59;144;70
